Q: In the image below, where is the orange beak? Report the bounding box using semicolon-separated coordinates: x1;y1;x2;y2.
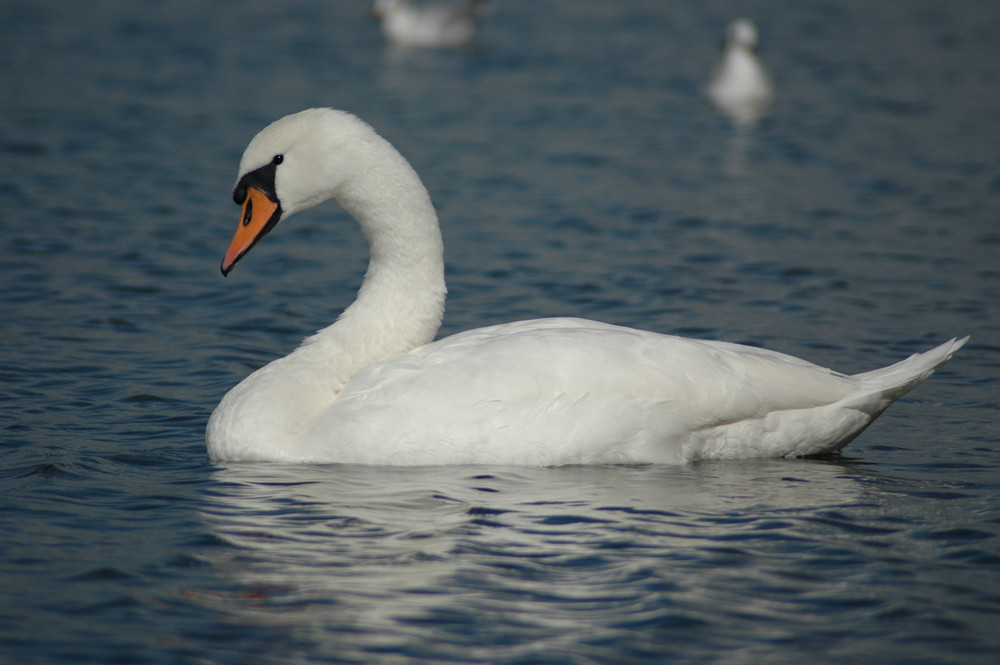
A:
221;186;281;275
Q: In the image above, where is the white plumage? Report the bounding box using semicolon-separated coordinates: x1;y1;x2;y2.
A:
206;108;965;465
707;18;775;125
369;0;490;48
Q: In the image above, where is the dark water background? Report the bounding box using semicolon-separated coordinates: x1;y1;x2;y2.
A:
1;1;998;663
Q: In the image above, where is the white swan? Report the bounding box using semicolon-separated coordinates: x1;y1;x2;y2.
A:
706;18;774;125
369;0;490;49
206;108;966;465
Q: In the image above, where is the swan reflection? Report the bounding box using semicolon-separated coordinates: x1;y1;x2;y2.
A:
196;460;870;653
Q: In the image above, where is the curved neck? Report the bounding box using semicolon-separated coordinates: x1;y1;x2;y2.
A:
207;110;449;460
299;147;446;384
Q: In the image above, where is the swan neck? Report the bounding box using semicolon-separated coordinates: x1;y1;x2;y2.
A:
329;150;446;355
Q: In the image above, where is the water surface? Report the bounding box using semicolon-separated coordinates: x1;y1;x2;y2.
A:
1;1;998;663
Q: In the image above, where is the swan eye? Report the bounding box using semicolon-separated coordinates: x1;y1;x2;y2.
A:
273;154;284;165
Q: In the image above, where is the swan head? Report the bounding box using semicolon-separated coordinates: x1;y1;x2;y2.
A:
369;0;403;20
726;18;759;51
222;108;384;275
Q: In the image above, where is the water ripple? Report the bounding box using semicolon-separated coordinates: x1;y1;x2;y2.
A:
1;1;998;664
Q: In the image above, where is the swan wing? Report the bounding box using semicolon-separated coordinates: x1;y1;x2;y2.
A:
297;318;877;464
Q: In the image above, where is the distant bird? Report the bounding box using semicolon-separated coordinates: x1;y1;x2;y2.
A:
205;108;966;465
707;18;774;125
369;0;491;48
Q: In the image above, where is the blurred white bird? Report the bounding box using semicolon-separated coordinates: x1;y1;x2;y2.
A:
369;0;491;48
707;18;774;125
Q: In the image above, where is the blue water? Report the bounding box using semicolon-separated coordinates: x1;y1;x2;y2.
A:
1;1;998;663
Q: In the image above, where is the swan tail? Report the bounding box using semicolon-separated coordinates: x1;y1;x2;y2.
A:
851;336;968;408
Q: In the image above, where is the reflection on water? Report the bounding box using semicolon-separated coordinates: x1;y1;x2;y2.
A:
719;124;767;226
197;461;869;658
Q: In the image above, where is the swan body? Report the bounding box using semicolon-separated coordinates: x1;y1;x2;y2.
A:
707;18;774;125
370;0;489;48
206;108;965;465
